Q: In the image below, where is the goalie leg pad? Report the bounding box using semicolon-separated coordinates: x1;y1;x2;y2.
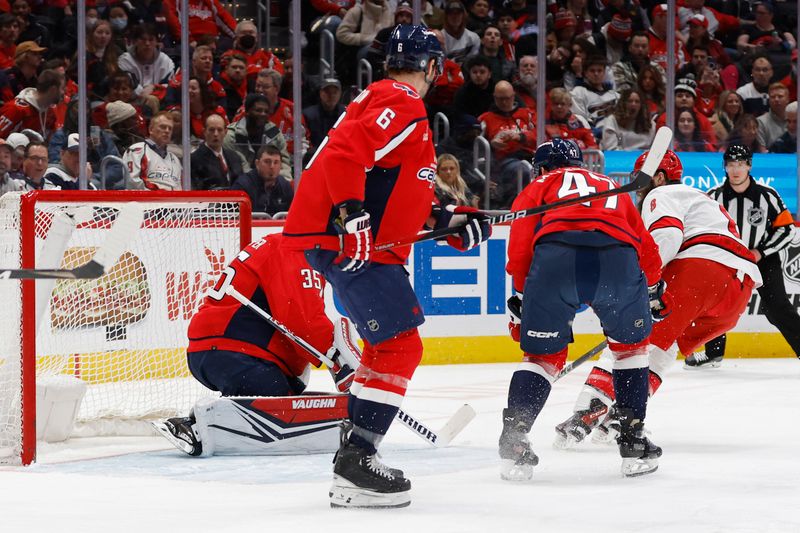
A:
190;394;348;456
187;350;306;397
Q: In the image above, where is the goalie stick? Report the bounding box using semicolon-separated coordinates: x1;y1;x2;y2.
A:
375;127;674;252
0;204;145;280
225;285;476;448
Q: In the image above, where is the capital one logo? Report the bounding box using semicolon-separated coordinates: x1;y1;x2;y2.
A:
166;248;227;321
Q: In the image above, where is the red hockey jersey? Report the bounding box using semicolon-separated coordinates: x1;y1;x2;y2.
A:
283;79;437;263
187;233;333;378
506;167;662;292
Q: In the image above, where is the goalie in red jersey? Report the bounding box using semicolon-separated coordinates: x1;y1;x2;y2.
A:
152;232;361;458
501;138;667;480
283;24;490;509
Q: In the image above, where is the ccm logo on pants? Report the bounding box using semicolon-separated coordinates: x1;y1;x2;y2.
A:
527;331;559;338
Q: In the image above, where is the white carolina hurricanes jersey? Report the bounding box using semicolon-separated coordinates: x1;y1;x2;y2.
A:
641;184;762;287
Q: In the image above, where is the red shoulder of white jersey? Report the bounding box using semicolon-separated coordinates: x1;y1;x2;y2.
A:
641;184;761;285
506;167;662;291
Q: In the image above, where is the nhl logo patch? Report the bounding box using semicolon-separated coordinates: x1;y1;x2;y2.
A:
782;238;800;284
747;207;765;226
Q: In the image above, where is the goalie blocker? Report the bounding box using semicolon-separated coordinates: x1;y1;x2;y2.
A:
154;394;349;456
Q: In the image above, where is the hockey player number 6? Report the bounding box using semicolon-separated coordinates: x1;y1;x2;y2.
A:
557;171;618;209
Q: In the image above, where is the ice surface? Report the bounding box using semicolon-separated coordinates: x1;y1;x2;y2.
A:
2;359;798;533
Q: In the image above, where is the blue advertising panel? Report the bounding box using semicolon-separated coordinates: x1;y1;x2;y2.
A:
604;151;799;214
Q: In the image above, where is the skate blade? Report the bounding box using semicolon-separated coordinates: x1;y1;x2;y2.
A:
590;428;618;445
150;421;198;456
500;459;533;482
553;432;581;450
683;360;722;370
329;476;411;509
621;457;659;477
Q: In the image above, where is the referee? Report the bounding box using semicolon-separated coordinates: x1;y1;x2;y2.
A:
687;144;800;367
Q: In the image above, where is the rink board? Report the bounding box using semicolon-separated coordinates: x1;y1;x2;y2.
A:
253;223;800;362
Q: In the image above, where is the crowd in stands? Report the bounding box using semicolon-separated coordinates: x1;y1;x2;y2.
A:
0;0;798;212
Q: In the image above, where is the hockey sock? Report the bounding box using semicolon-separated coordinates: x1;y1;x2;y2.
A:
507;369;552;427
613;367;649;421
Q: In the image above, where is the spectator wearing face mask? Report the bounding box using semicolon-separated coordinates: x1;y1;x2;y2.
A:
232;20;284;80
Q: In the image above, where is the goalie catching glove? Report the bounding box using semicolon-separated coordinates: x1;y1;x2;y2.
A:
430;204;492;251
333;200;373;273
507;293;523;342
648;280;672;322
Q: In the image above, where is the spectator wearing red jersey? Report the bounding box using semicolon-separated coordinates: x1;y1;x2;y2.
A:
425;29;464;118
169;77;228;141
166;45;227;108
92;72;152;134
479;80;536;207
544;87;597;150
648;4;688;72
0;69;64;141
232;20;284;80
684;14;732;75
0;13;20;70
678;0;741;40
695;64;722;118
219;52;251;121
162;0;237;44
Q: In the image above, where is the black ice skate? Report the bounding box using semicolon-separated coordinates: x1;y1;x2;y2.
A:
499;408;539;481
616;408;661;477
151;416;202;456
329;442;411;509
554;398;609;450
684;350;723;369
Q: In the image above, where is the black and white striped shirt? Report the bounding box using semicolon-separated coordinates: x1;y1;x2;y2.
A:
707;179;797;257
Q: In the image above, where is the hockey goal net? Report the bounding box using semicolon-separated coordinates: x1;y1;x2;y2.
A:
0;190;251;465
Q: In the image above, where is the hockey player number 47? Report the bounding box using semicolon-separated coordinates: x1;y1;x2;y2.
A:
557;171;618;209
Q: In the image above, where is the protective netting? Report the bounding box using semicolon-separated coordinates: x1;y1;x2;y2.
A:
0;192;247;464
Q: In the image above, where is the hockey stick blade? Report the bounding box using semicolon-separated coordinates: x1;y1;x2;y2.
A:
0;204;145;280
226;285;470;447
375;127;672;252
396;403;476;448
555;340;608;381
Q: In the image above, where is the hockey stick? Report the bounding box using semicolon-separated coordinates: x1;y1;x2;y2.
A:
555;340;608;381
0;204;145;280
225;285;476;448
375;127;673;252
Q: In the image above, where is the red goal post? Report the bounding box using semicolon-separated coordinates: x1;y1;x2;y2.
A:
0;190;251;465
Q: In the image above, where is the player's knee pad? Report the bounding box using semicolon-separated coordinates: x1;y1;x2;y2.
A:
609;338;649;370
520;347;569;381
350;329;422;404
648;343;678;396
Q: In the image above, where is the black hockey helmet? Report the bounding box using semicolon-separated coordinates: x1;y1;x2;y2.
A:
723;143;752;166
